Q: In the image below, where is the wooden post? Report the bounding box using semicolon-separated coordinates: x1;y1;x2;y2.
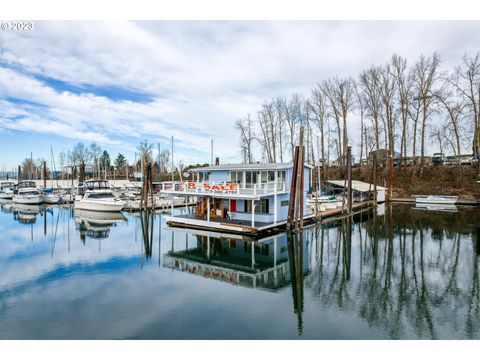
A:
298;128;305;231
251;200;255;227
288;126;305;232
287;146;299;231
207;197;210;222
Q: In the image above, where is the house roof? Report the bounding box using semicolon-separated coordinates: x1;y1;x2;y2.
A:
190;162;313;172
327;180;386;192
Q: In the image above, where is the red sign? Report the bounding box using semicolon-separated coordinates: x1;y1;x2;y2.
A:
183;182;238;192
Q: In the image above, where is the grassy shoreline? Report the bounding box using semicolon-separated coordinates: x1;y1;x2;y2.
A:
323;165;480;200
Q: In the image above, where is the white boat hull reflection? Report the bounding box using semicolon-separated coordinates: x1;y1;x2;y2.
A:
414;203;458;212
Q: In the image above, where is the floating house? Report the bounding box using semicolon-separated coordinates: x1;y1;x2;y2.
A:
163;163;313;235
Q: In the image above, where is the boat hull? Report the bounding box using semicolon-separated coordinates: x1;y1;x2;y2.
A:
415;196;458;205
13;195;43;205
74;199;125;212
44;195;61;204
0;192;13;200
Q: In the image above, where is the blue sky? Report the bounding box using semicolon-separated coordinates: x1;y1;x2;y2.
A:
1;21;480;168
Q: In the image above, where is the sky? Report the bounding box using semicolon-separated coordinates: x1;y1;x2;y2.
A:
1;20;480;170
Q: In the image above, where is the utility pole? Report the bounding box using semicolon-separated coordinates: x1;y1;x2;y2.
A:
43;160;47;189
158;142;161;185
171;136;174;184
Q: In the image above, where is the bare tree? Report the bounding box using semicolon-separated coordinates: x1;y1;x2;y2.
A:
257;100;277;163
321;79;342;163
391;54;414;162
360;67;383;153
235;114;254;164
310;85;328;173
435;76;465;164
159;149;171;174
452;53;480;163
274;98;286;163
413;52;441;166
354;82;366;165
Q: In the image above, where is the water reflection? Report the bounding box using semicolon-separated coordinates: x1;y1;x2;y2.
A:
304;204;480;339
164;229;309;290
0;202;478;339
75;210;127;244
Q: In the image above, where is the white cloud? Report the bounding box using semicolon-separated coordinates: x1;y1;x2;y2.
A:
1;21;480;164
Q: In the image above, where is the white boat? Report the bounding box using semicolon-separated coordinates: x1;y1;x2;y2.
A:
156;194;185;208
306;194;337;206
0;181;15;200
43;190;61;204
414;195;458;205
75;180;126;212
13;181;43;204
60;189;74;203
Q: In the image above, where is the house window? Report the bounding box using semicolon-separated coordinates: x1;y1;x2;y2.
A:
281;200;289;207
268;171;275;181
252;171;257;184
244;199;269;214
261;171;268;184
278;170;286;182
246;171;252;185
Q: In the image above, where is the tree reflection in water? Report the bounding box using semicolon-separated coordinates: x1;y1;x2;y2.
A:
296;204;480;339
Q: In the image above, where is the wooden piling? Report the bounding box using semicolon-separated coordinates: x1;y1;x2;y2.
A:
287;125;305;232
347;146;352;214
287;147;299;231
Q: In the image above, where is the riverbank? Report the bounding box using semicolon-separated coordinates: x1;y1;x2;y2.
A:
325;165;480;200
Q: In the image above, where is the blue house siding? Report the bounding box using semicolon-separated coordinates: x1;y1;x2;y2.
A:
208;170;230;183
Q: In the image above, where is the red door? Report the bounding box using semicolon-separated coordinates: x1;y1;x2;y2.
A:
229;199;236;212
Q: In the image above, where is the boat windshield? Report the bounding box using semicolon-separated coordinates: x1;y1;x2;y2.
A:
85;181;110;190
1;182;15;190
19;190;40;196
85;193;115;199
17;181;36;189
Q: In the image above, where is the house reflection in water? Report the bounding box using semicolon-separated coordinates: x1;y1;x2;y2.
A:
163;229;309;291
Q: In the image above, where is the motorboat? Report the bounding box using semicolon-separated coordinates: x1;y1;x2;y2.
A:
0;181;15;200
13;181;43;204
156;193;185;208
307;194;337;206
75;180;126;212
414;195;458;205
60;189;74;203
43;188;61;204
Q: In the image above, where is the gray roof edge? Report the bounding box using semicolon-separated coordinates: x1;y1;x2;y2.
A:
190;163;313;172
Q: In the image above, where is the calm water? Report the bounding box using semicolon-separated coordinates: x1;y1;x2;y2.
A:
0;200;479;340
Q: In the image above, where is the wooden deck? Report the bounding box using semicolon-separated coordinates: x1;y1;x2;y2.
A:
165;201;375;236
